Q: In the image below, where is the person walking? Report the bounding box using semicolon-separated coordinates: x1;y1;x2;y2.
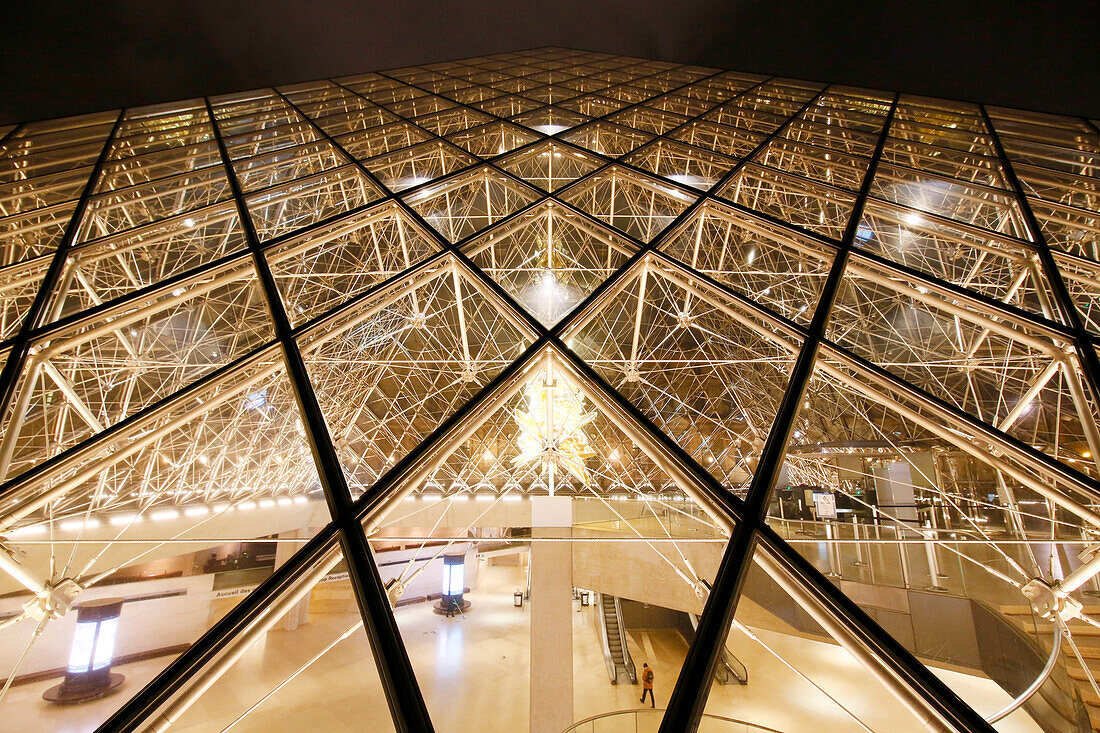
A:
639;663;655;707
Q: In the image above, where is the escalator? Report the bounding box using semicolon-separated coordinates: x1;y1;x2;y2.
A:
596;593;637;684
684;612;749;685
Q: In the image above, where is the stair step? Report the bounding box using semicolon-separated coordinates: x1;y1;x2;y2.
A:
1068;666;1100;683
1011;619;1100;637
1001;604;1100;616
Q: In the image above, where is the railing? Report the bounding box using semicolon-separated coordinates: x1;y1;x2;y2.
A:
561;709;784;733
766;516;1100;606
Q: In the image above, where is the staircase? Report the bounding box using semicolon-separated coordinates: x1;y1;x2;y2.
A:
1002;604;1100;731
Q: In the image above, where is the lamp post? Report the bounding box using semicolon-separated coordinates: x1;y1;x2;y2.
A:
44;598;126;703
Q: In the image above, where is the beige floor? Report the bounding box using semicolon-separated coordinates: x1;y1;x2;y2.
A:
4;564;1043;732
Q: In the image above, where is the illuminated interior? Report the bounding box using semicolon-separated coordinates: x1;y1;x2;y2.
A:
0;46;1098;733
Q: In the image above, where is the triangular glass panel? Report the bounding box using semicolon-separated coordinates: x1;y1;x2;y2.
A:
869;164;1030;241
658;200;837;326
297;254;536;494
48;201;249;322
403;166;540;243
624;139;738;191
362;139;478;192
0;256;50;339
411;108;493;137
463;201;636;327
1053;251;1100;337
761;349;1090;730
510;106;591;136
566;254;802;490
334;120;432;161
716;163;857;241
245;166;384;242
669;119;764;159
561;121;654;158
557;94;628;118
560;166;697;243
76;167;233;243
471;94;543;118
0;258;273;482
830;253;1100;479
447;121;540;158
856;198;1056;320
498;140;604;193
232;139;349;193
130;543;397;733
699;544;950;733
265;201;441;326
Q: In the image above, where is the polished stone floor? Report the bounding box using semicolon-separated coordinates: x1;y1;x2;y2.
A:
5;563;1042;732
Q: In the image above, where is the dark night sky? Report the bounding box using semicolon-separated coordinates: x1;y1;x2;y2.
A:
1;1;1098;125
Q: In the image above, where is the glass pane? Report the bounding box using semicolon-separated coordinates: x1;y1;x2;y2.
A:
560;166;696;243
765;350;1092;729
0;363;329;732
298;254;534;493
365;360;733;731
149;543;397;733
464;201;635;327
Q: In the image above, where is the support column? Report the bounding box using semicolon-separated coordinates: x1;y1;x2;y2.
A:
530;496;573;733
273;529;313;631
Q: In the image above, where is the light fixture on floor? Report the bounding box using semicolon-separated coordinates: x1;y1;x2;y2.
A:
44;598;125;703
434;553;471;615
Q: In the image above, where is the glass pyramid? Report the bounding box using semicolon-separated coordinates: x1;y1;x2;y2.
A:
0;46;1098;733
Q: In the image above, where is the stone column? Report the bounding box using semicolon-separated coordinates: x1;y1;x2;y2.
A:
530;496;573;733
273;528;313;631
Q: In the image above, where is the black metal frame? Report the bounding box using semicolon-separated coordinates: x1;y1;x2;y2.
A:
0;46;1091;732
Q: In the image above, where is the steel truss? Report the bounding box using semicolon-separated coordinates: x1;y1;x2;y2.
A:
0;46;1097;732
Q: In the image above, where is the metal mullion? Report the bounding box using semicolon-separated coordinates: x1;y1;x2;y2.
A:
0;124;26;151
95;523;343;733
658;95;913;732
0;109;124;477
981;104;1100;407
204;98;434;733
